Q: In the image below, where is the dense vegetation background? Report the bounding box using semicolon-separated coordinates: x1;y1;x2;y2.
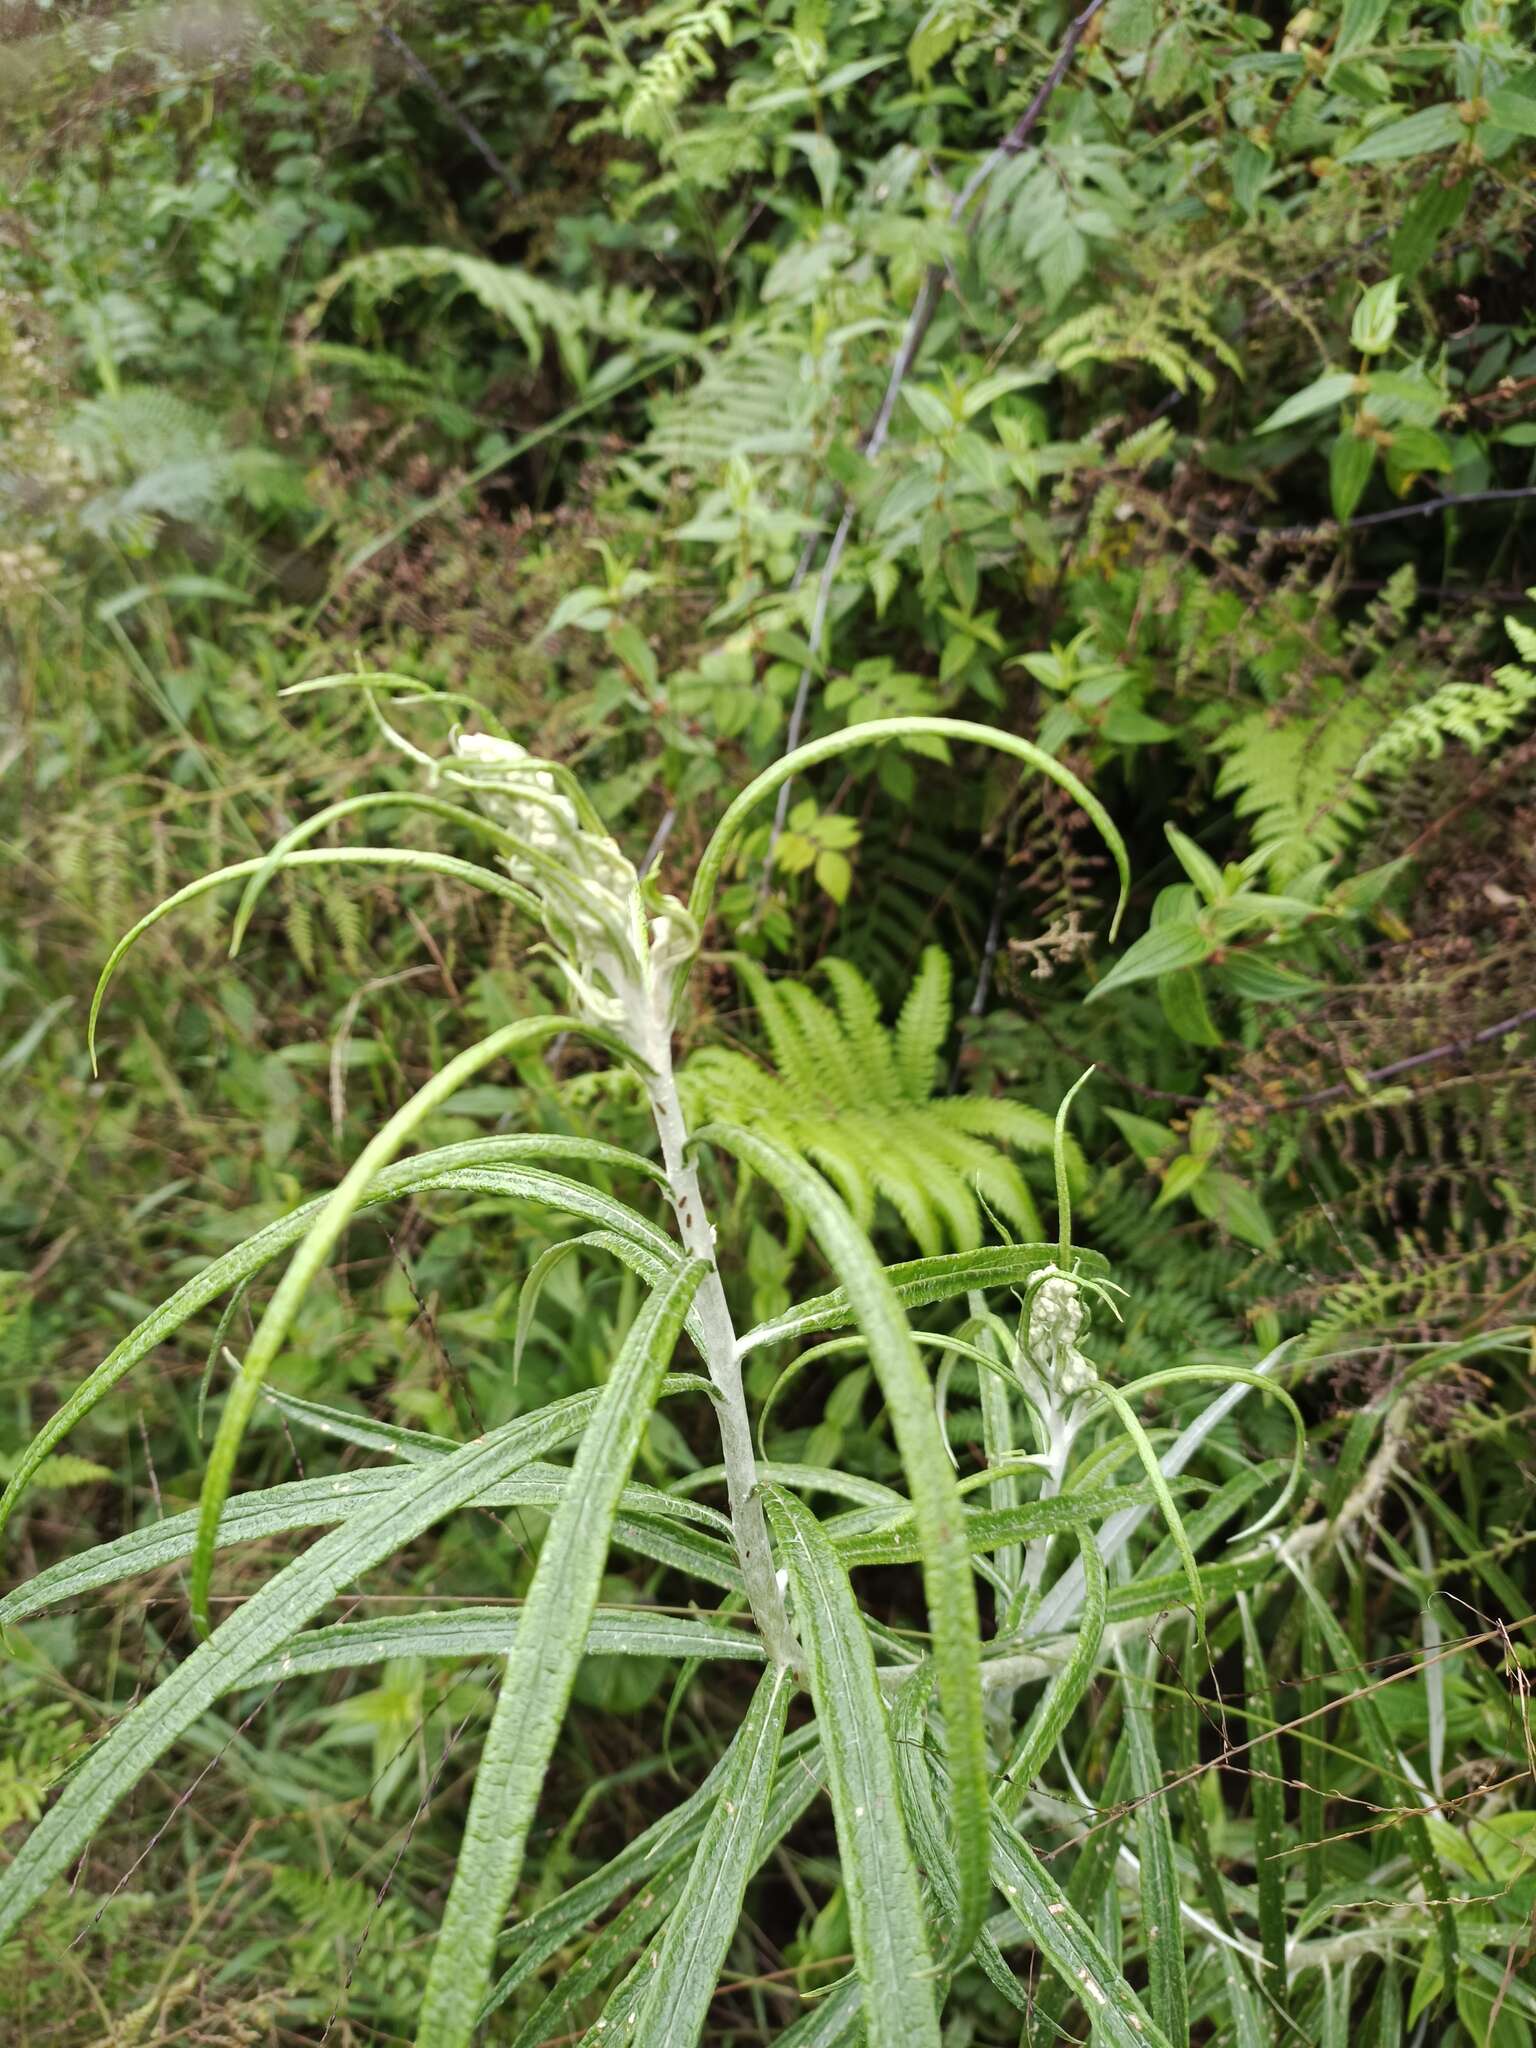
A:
3;0;1536;2040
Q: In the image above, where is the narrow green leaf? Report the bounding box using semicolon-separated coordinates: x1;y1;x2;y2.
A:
987;1799;1171;2048
709;1123;990;1953
414;1255;707;2048
0;1413;731;1632
890;1671;1028;2015
481;1726;825;2020
226;791;537;957
0;1134;669;1547
244;1605;762;1685
689;716;1130;941
1237;1592;1288;1990
737;1240;1108;1355
0;1387;613;1947
763;1482;942;2048
88;846;541;1069
1092;1381;1205;1637
619;1665;791;2046
1287;1564;1458;1995
191;1016;642;1633
997;1530;1106;1817
1119;1646;1188;2045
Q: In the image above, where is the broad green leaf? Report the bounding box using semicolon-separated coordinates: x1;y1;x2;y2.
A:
1256;373;1358;434
708;1124;990;1951
1119;1646;1188;2044
415;1255;707;2048
1487;85;1536;139
618;1665;791;2046
0;1133;670;1547
763;1483;941;2048
1085;917;1211;1001
1341;105;1464;164
1330;432;1376;522
1390;177;1471;278
0;1383;622;1948
1334;0;1389;58
1351;274;1402;355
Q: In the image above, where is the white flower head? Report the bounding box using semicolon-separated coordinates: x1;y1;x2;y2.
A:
448;732;698;1053
1025;1270;1099;1397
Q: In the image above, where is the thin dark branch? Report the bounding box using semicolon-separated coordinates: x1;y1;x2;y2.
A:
763;0;1110;867
1284;1004;1536;1110
1196;485;1536;544
377;21;522;203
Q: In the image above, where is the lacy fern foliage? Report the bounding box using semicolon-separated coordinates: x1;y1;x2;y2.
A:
683;949;1068;1253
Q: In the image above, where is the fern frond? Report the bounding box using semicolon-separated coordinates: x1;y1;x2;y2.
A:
684;950;1054;1253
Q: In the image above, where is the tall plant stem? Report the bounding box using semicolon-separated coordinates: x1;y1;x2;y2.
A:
642;1041;799;1672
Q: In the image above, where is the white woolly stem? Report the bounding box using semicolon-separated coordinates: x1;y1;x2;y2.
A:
641;1033;799;1673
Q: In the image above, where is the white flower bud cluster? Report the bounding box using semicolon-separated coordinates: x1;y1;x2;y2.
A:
450;733;697;1053
1025;1271;1099;1397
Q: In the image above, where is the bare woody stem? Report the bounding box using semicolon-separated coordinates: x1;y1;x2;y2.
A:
641;1041;800;1673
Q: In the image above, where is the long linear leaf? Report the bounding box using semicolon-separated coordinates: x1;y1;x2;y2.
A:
0;1385;614;1946
244;1606;762;1685
1237;1592;1288;1991
708;1123;990;1953
1119;1645;1189;2045
764;1482;941;2048
190;1015;645;1632
414;1255;708;2048
737;1241;1108;1355
986;1799;1172;2048
997;1530;1106;1817
620;1665;791;2046
829;1482;1149;1567
0;1420;734;1632
88;846;542;1065
688;717;1129;940
227;790;538;955
1286;1563;1458;1996
0;1134;670;1545
890;1671;1028;2015
479;1725;826;2018
1027;1341;1296;1643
